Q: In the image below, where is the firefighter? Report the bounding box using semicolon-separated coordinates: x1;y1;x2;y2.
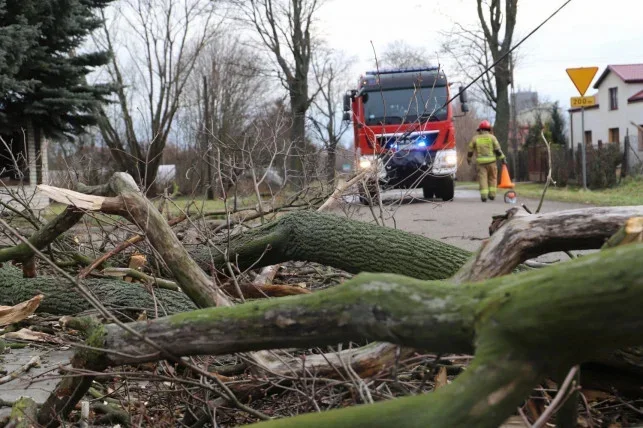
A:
467;120;506;202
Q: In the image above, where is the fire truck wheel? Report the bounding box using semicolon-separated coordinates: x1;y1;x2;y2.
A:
422;186;435;200
439;178;455;201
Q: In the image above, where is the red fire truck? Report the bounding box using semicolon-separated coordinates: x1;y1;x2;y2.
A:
343;66;469;203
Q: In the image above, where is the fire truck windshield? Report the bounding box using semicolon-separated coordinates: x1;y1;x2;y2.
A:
363;86;448;125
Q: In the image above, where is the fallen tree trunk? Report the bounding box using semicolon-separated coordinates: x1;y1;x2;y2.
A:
94;241;643;426
0;265;197;316
454;206;643;283
27;177;643;425
189;210;471;280
188;207;643;283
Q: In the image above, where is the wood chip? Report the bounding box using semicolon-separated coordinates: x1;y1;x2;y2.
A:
0;294;43;326
434;366;448;390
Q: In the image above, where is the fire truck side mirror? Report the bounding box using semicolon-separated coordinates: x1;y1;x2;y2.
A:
459;86;470;113
342;112;350;122
343;93;351;113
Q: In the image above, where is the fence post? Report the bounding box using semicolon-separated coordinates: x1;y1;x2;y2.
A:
623;135;630;179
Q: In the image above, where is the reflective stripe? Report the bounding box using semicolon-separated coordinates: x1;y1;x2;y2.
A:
480;189;489;196
476;156;497;164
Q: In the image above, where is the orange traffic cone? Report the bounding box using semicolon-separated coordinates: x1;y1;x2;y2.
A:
498;164;515;189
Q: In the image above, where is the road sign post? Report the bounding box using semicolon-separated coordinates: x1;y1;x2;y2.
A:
566;67;599;190
581;106;587;189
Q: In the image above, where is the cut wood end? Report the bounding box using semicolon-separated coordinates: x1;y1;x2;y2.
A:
37;185;106;211
625;217;643;235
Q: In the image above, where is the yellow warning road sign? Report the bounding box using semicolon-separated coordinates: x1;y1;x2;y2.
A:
566;67;599;96
570;96;596;108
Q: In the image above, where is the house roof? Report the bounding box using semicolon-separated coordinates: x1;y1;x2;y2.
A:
628;89;643;104
594;64;643;88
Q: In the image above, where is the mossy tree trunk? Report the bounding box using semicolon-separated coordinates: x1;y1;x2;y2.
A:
0;265;196;316
189;210;471;280
24;175;643;426
91;241;643;427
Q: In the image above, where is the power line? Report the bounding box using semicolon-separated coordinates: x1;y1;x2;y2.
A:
399;0;575;140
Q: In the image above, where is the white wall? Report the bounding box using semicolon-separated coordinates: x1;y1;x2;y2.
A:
569;71;643;148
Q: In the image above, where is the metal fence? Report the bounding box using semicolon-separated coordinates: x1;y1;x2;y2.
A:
506;137;643;187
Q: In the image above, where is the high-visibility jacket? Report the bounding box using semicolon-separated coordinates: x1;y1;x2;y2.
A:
467;132;506;165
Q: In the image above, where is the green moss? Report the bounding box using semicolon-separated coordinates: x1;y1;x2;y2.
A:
10;397;37;428
74;319;108;369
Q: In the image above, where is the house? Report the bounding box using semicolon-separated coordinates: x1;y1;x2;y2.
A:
568;64;643;156
0;121;50;210
508;90;554;150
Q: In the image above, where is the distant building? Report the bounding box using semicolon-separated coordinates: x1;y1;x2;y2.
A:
508;91;553;150
568;64;643;155
511;91;539;113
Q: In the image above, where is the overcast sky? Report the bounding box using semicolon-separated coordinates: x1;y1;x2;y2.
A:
317;0;643;114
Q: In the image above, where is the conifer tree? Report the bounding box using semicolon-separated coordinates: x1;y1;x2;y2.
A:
0;0;113;140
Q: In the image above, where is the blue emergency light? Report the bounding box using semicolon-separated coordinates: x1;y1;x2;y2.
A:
365;66;439;76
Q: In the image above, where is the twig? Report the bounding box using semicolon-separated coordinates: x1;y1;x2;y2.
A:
317;168;371;212
101;267;180;291
0;356;40;385
532;365;579;428
0;214;270;423
614;392;643;416
536;131;556;214
79;400;90;428
78;213;188;279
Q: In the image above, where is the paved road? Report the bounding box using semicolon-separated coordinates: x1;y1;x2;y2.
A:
345;186;591;260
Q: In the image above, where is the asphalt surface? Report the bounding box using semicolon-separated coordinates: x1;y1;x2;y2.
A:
345;186;591;260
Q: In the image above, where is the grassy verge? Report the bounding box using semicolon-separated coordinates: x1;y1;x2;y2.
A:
514;177;643;206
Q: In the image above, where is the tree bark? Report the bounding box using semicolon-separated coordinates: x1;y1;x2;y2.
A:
29;176;643;425
102;272;476;365
326;143;337;184
92;239;643;427
454;206;643;283
190;211;471;280
40;173;229;308
0;265;196;316
494;74;511;154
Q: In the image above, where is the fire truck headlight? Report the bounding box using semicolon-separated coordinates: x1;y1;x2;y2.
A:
435;150;457;168
358;158;372;169
444;152;457;166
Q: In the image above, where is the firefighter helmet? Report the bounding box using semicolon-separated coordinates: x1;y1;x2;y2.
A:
478;120;491;131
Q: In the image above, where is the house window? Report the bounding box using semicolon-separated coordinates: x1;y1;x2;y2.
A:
609;127;620;143
584;130;592;145
609;87;618;110
638;125;643;151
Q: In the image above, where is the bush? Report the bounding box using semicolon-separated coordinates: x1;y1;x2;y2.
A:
587;143;621;189
551;146;570;187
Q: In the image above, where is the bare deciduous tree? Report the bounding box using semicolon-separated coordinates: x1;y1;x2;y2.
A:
442;1;517;154
309;49;353;183
178;34;266;198
231;0;323;182
95;0;220;192
441;27;498;110
378;39;431;69
476;0;517;153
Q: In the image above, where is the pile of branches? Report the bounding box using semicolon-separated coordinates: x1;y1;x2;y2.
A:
0;172;642;427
